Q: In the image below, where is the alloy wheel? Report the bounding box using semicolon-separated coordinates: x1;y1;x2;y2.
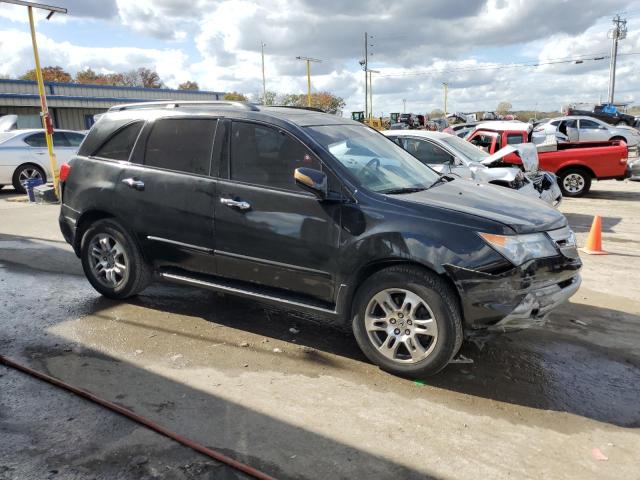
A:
364;288;438;364
88;233;128;288
18;167;43;184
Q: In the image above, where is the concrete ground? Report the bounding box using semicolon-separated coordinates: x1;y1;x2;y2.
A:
1;180;639;480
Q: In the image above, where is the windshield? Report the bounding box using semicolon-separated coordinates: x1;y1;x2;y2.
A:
306;125;440;193
439;134;488;163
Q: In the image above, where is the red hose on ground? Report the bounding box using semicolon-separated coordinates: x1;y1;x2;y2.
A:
0;354;277;480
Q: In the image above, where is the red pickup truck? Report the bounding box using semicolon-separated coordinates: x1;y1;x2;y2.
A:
467;126;630;196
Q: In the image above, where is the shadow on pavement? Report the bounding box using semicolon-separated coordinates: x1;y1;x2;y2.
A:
564;212;622;233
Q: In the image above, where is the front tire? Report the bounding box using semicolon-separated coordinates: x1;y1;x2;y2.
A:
558;168;591;197
12;164;45;193
352;265;463;378
80;219;151;299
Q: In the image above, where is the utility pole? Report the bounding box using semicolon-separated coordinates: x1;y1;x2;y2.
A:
296;56;322;107
442;82;448;116
607;14;627;104
368;69;379;119
260;41;266;104
364;32;368;118
1;0;67;198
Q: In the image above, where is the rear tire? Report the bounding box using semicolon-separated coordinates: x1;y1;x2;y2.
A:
352;265;463;378
558;168;591;197
12;164;45;194
80;219;152;299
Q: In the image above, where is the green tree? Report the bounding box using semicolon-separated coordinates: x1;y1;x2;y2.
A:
178;80;199;90
223;91;248;101
20;66;72;83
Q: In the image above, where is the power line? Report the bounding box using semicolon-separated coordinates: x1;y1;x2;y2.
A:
377;52;640;78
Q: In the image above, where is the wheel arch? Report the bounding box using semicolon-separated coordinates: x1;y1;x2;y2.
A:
339;258;462;325
556;163;595;180
12;161;48;182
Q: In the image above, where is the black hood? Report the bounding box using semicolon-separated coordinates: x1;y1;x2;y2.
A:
394;178;567;234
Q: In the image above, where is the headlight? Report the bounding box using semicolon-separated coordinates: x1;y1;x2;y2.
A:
478;232;558;265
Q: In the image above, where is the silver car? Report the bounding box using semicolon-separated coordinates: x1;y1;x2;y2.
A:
383;130;562;206
532;116;640;147
0;129;86;193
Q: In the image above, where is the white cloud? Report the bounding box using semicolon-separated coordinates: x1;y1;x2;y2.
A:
1;0;639;115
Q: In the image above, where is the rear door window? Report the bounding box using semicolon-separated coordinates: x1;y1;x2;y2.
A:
506;133;523;145
144;118;217;176
228;121;320;191
580;119;600;129
63;132;86;147
94;122;143;161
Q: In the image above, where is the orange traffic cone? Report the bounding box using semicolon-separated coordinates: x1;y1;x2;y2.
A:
581;215;608;255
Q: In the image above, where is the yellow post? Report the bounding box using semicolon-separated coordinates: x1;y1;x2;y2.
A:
27;5;58;196
306;60;311;107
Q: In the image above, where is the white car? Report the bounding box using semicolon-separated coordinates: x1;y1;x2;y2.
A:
0;129;85;193
383;130;562;206
532;116;640;147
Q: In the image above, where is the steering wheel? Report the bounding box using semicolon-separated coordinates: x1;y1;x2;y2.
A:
358;157;380;177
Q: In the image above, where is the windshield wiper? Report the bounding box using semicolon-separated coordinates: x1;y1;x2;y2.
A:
380;187;427;195
427;175;455;189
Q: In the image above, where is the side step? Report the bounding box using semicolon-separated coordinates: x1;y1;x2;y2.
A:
160;272;339;316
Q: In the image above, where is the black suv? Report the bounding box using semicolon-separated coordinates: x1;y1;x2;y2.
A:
59;101;582;377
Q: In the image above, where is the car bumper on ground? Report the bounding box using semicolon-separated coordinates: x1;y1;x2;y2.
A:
445;252;582;332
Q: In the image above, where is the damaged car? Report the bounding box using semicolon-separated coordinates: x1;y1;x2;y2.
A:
60;102;581;378
384;130;562;206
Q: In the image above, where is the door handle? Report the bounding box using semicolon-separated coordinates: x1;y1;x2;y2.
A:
220;197;251;211
122;178;145;191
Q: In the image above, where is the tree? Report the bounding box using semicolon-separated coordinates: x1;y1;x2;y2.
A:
75;68;127;86
278;91;345;114
178;81;199;90
121;68;163;88
258;90;277;105
223;91;248;101
497;101;512;115
429;108;444;118
20;66;72;83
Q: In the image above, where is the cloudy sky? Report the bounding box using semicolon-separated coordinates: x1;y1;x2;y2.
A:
1;0;639;116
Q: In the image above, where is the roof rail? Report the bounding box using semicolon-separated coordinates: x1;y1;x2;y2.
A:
108;100;260;112
267;105;325;113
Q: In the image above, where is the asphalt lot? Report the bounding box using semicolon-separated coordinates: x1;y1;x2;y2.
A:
1;181;639;480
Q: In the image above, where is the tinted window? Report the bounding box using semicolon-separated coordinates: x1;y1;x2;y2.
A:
506;133;523;145
23;132;69;147
94;122;143;161
400;138;453;164
63;132;85;147
145;118;216;175
550;120;560;126
580;119;600;129
23;133;46;147
230;121;320;191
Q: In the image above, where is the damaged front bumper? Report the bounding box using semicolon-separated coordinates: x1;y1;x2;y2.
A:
445;251;582;333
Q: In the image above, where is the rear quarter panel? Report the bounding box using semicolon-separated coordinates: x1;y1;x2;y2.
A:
536;145;628;177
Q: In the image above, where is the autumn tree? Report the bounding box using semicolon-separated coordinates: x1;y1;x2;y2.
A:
223;91;248;101
279;91;345;114
20;66;72;83
497;101;512;115
428;108;444;118
121;68;163;88
178;80;199;90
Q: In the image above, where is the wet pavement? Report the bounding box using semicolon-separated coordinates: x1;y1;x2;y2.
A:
1;182;640;479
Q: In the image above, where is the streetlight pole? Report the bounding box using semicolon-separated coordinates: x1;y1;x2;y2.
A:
260;41;266;104
1;0;67;197
296;56;321;107
442;82;448;116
